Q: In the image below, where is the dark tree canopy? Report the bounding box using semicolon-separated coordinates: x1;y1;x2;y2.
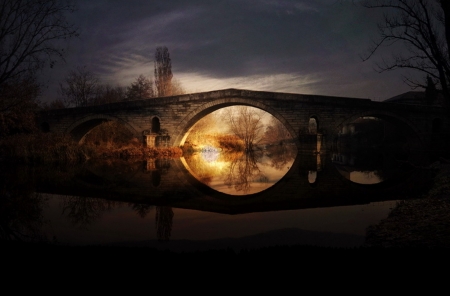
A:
59;66;99;107
362;0;450;109
126;74;154;100
0;0;78;133
0;0;79;87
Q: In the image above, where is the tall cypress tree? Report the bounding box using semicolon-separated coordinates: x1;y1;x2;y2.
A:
154;46;173;97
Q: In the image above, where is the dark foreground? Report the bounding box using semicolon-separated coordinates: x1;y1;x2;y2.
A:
4;165;450;258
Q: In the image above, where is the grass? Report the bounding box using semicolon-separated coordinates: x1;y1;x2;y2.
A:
0;132;183;165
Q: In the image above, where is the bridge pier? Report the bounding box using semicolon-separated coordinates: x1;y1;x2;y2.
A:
145;134;157;147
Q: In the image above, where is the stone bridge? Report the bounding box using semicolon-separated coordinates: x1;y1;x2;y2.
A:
38;88;449;152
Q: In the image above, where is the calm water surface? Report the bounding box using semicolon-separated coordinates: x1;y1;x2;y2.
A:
40;194;398;250
1;141;431;251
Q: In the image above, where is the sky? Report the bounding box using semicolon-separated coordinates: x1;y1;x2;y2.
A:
39;0;423;104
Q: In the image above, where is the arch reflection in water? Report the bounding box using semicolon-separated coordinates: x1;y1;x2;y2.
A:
333;116;417;185
181;144;297;195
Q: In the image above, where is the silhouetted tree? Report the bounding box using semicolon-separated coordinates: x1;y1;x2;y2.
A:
0;1;77;134
40;99;66;110
94;84;126;105
126;74;154;100
362;0;450;109
154;46;173;97
0;0;78;90
59;66;100;107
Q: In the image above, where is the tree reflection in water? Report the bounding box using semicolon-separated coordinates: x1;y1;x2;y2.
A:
61;196;115;229
131;203;154;218
183;143;297;195
224;151;263;194
265;143;297;170
155;206;173;241
0;190;47;243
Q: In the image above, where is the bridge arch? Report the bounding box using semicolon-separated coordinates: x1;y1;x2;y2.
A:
331;109;430;177
65;114;141;143
172;97;298;147
334;110;424;144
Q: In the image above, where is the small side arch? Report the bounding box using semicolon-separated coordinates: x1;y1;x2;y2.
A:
308;116;319;134
151;116;161;133
66;114;140;143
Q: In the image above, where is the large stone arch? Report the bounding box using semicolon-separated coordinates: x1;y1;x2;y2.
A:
333;109;424;144
330;109;429;168
172;96;298;147
66;114;141;143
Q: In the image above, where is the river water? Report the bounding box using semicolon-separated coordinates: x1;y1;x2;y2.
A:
0;140;432;251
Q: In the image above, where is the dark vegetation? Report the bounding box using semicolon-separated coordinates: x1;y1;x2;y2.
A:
0;0;183;164
0;123;183;165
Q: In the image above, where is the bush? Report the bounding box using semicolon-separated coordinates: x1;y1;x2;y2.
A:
0;133;91;164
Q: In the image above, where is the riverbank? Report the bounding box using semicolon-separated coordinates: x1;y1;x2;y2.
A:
0;133;183;164
362;160;450;249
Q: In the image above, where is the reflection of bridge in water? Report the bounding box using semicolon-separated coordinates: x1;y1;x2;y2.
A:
35;151;431;215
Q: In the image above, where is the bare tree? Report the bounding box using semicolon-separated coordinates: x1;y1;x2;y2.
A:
154;46;173;97
93;84;126;105
222;106;266;151
0;0;79;88
40;98;66;110
438;0;450;62
262;116;291;145
125;74;154;100
59;66;99;107
362;0;450;108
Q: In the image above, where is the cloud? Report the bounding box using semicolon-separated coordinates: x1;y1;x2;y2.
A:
175;72;321;94
38;0;417;103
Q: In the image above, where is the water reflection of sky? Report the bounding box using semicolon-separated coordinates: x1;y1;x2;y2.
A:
184;149;295;195
200;146;220;162
350;171;382;185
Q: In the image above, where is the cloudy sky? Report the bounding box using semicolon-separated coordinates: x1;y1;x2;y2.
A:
39;0;422;103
